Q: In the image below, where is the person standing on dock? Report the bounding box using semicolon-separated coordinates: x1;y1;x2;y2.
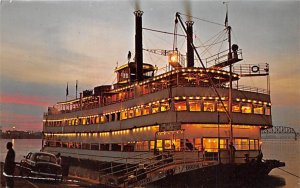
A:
4;142;15;188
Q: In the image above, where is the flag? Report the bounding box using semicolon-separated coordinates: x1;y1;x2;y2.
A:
66;83;69;97
225;11;228;27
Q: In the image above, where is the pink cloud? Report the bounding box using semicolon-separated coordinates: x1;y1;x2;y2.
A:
0;112;42;131
0;94;51;108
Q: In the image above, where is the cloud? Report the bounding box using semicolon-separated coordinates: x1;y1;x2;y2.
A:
0;111;42;131
0;93;51;108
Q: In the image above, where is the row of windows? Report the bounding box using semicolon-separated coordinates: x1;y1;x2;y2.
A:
45;98;271;127
44;138;259;152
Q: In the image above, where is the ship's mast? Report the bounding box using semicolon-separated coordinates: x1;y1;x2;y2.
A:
225;3;234;156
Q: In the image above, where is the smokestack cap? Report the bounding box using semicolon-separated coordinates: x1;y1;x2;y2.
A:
185;21;194;27
134;10;143;17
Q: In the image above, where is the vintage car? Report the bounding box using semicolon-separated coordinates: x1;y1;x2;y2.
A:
19;152;62;181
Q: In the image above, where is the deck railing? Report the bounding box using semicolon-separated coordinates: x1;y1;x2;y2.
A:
45;82;269;117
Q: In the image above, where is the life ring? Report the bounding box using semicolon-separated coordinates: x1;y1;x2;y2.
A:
251;66;259;73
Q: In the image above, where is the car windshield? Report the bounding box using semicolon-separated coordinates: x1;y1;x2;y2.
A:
34;154;56;163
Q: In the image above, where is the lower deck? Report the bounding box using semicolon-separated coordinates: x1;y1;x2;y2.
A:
43;124;262;164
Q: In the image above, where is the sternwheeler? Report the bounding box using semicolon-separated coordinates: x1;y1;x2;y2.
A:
42;8;284;187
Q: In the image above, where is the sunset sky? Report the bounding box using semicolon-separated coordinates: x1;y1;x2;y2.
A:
0;1;299;132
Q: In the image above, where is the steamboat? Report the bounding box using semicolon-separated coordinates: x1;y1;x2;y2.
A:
42;8;284;187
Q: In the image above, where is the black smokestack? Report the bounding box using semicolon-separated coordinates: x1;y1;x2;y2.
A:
134;10;143;81
186;21;194;67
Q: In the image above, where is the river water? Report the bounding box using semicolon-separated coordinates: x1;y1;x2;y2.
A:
0;139;299;187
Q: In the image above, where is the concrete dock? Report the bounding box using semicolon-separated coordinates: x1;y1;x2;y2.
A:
0;162;97;188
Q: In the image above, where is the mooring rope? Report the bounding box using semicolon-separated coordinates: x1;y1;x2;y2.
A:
278;167;300;179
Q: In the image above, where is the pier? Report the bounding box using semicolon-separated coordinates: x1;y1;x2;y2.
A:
0;162;95;188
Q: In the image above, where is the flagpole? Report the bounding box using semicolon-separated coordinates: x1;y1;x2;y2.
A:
66;82;69;101
76;80;78;99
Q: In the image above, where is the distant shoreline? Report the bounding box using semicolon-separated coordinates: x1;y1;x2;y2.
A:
0;131;42;139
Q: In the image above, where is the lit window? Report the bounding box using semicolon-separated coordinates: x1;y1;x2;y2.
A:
265;106;271;115
121;111;128;120
220;139;227;149
143;105;150;115
150;141;155;150
135;108;142;116
202;138;227;151
151;103;159;113
217;101;228;112
164;140;172;150
241;103;252;113
253;104;264;114
175;139;181;151
203;101;215;112
128;109;134;118
250;139;259;150
156;140;163;151
234;139;249;150
174;100;187;111
149;140;163;151
160;101;170;112
232;102;241;113
189;100;201;111
194;138;202;150
95;116;100;124
82;118;87;125
203;138;218;152
100;115;105;123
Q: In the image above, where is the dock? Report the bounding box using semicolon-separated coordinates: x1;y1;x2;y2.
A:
0;162;96;188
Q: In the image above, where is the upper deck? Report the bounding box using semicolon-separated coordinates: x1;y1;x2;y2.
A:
45;67;269;116
43;67;272;133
